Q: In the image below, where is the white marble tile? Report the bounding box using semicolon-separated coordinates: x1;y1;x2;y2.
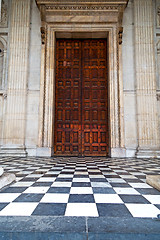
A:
94;194;123;203
45;171;61;175
65;203;98;216
119;175;137;179
40;193;69;203
72;178;90;182
58;174;74;178
91;182;111;188
23;187;49;194
26;174;43;178
103;172;117;175
36;177;56;182
129;183;152;188
130;172;146;176
16;177;23;182
114;187;140;195
51;182;72;187
126;204;160;218
10;182;34;187
0;193;21;202
74;172;88;175
89;175;105;178
107;178;126;183
143;195;160;204
0;203;38;216
70;187;93;194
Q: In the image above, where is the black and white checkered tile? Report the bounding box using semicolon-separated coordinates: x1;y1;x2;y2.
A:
0;157;160;218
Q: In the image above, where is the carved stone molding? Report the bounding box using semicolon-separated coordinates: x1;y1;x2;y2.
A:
36;0;128;22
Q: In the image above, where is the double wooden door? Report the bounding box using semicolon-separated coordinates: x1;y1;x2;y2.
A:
54;39;109;156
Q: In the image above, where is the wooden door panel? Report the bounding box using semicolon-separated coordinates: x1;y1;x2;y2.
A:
55;39;108;156
55;40;82;155
82;39;108;156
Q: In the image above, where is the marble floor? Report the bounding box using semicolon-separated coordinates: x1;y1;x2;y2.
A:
0;157;160;218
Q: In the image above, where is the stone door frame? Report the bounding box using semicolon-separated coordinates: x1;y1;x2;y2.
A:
37;23;126;157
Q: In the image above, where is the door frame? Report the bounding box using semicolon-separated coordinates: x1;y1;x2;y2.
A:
37;26;126;157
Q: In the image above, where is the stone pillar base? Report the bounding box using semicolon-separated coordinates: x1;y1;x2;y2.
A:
146;175;160;191
0;173;16;190
36;147;53;157
136;149;160;158
110;148;126;158
0;147;27;157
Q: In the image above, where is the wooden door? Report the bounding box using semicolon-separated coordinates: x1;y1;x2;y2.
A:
54;39;109;156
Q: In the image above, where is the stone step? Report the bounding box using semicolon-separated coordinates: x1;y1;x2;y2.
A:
146;175;160;192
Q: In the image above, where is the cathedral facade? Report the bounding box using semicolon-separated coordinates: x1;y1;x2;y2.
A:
0;0;160;158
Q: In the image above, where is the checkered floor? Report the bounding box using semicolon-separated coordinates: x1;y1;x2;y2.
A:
0;157;160;218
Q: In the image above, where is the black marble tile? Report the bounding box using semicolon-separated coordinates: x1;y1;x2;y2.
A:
120;194;151;204
74;175;89;178
32;203;66;216
0;203;8;211
125;179;143;183
110;183;130;188
55;178;72;182
68;194;95;203
90;178;107;182
0;187;27;193
92;187;116;194
47;187;70;193
13;193;44;202
32;182;52;187
103;175;120;178
19;178;41;182
71;182;91;187
97;203;132;217
136;188;160;195
155;205;160;210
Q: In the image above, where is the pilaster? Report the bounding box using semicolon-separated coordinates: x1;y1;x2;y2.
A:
0;0;31;156
134;0;160;158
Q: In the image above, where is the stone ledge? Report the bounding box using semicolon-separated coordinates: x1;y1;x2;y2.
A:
0;173;16;190
146;175;160;192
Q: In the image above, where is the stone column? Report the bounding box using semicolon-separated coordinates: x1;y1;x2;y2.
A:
1;0;31;156
134;0;160;158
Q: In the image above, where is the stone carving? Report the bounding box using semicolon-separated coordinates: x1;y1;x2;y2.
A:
36;0;128;18
45;5;120;10
41;27;46;45
0;0;8;27
157;7;160;28
157;94;160;101
157;39;160;54
118;27;123;45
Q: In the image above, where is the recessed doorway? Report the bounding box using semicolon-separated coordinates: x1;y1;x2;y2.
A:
54;39;109;156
